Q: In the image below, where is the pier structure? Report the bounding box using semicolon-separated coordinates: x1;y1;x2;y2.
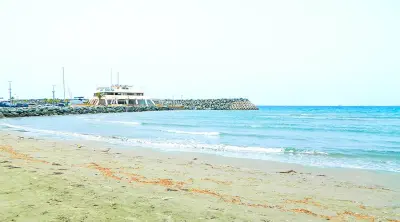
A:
89;84;155;107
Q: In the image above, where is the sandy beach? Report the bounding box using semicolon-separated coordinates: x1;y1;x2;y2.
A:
0;131;399;222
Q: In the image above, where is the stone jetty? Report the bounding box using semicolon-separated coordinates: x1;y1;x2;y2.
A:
0;106;171;118
0;98;258;118
153;98;258;110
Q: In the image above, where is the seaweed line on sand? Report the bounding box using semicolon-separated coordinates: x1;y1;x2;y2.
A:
0;145;49;164
0;145;395;222
83;162;386;221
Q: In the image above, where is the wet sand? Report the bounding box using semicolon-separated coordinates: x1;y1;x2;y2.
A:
0;132;399;221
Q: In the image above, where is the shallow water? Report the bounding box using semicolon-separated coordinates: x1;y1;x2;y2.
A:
1;106;400;172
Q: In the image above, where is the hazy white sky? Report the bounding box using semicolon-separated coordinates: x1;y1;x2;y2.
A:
0;0;399;105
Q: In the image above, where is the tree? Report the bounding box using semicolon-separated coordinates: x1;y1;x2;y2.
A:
95;92;104;106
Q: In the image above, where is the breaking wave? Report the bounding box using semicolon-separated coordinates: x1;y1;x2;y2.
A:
107;121;141;125
1;123;328;156
163;129;220;136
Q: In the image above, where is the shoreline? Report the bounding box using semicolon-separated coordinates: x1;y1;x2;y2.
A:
1;131;399;221
94;137;400;182
2;122;399;175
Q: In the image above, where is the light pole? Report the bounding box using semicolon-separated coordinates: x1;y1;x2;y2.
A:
52;85;56;106
8;81;12;104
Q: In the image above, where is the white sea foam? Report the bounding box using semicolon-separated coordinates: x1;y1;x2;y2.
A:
2;123;283;154
107;121;141;125
1;123;104;141
164;129;220;136
3;122;398;172
82;118;101;122
0;123;327;156
300;150;328;155
81;118;142;125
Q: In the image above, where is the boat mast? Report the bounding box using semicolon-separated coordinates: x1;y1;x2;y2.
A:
62;67;66;101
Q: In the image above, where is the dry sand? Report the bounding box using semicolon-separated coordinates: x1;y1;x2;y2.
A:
0;131;399;222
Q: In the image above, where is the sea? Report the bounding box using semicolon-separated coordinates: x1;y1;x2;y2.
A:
1;106;399;173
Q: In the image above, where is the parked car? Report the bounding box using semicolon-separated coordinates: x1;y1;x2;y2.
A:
15;103;28;107
0;102;13;107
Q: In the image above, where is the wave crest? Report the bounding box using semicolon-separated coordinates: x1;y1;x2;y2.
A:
107;121;141;125
1;123;332;157
164;129;220;136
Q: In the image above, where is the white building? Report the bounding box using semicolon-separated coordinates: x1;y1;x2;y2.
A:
89;85;155;106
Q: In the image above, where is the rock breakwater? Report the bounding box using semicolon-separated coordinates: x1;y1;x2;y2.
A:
154;98;258;110
0;106;170;118
0;99;258;118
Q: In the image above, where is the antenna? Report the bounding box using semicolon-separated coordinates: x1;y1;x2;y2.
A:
110;68;113;87
117;72;119;85
62;67;65;101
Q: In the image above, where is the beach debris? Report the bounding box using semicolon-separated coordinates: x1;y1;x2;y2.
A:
48;198;62;203
85;162;122;180
101;148;111;153
5;165;21;169
166;188;178;192
290;209;320;218
55;215;70;222
316;174;326;177
285;198;323;208
202;178;232;185
52;172;63;175
278;170;297;174
0;160;11;163
71;184;85;188
193;158;198;160
52;162;62;166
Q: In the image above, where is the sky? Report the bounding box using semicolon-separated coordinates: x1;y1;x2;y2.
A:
0;0;399;105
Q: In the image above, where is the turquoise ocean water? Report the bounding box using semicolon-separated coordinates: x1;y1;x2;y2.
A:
1;106;399;172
